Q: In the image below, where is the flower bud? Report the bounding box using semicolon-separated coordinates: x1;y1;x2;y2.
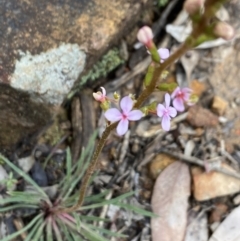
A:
184;0;204;15
137;26;154;48
93;87;106;102
214;22;235;40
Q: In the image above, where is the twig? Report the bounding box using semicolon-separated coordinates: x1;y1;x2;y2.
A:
160;148;240;180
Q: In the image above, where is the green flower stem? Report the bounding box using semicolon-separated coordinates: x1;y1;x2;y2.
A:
61;0;226;213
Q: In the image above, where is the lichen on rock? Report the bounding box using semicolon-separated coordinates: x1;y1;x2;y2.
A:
11;43;86;105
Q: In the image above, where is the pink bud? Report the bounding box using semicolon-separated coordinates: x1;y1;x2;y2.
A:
214;22;235;40
137;26;153;48
93;87;106;102
184;0;204;15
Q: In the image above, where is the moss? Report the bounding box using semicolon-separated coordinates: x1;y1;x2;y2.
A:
80;48;124;85
67;48;124;100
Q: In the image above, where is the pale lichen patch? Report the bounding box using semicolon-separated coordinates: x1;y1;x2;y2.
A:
11;43;86;105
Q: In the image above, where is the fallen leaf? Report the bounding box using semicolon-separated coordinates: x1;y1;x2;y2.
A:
209;206;240;241
184;210;208;241
151;162;190;241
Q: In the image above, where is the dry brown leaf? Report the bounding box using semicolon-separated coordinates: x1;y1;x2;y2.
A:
151;161;190;241
209;206;240;241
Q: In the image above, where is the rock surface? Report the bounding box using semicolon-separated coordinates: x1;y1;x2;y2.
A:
0;0;150;154
1;0;149;104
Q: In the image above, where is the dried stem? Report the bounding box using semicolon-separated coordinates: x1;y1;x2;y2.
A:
60;0;223;213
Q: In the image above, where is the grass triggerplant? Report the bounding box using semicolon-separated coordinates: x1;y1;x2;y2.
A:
0;132;154;240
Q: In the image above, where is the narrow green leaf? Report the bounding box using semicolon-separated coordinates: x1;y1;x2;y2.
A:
57;218;74;241
0;213;43;241
0;204;38;213
81;223;109;241
24;217;43;241
72;212;81;232
31;221;46;241
79;215;110;223
0;154;48;199
87;224;127;238
66;147;72;184
52;219;63;241
118;203;157;218
71;232;84;241
80;192;135;210
84;190;110;203
46;218;54;241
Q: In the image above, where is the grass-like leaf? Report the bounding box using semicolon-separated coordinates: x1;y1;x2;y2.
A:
0;204;38;213
80;191;135;210
24;217;43;241
0;154;48;200
87;223;127;238
46;217;53;241
57;218;74;241
0;213;43;241
117;203;157;218
80;223;109;241
31;221;46;241
79;215;110;223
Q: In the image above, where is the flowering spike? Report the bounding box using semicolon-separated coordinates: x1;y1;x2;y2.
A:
104;96;143;136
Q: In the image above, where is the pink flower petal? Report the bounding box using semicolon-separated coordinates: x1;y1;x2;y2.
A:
120;96;133;114
173;98;185;112
93;92;102;101
104;108;122;122
157;104;165;117
161;115;171;131
117;119;129;136
182;87;192;94
157;48;170;60
100;87;106;96
168;107;177;117
171;87;180;99
165;93;171;107
127;110;143;121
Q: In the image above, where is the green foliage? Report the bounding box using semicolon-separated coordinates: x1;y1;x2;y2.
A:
157;0;169;7
80;48;124;86
67;48;124;100
0;132;154;241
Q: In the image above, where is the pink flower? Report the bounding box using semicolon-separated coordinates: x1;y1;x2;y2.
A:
157;93;177;131
104;96;143;136
157;48;170;63
137;26;154;48
93;87;107;102
171;87;192;112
